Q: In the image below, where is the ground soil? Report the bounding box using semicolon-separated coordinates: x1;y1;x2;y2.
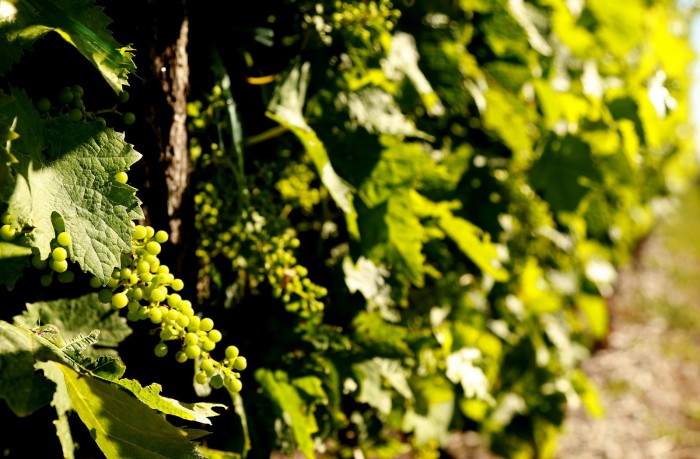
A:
553;186;700;459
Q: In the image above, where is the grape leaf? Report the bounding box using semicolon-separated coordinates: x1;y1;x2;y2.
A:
37;360;75;459
0;320;57;416
256;368;318;459
22;319;223;426
0;0;136;93
117;379;227;426
14;293;132;348
358;192;426;287
41;361;207;459
2;89;143;282
0;240;31;289
267;61;359;238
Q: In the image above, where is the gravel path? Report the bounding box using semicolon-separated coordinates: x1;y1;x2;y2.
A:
554;188;700;459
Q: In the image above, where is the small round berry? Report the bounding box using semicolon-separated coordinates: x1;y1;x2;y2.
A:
123;112;136;125
154;342;168;358
56;232;72;247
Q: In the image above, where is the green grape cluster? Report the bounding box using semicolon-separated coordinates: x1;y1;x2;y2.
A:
330;0;399;32
264;230;327;317
91;224;246;393
36;85;86;123
275;162;324;214
28;225;76;286
35;85;135;127
194;198;327;317
328;0;400;51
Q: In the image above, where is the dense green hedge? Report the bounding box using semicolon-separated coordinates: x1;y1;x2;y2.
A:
0;1;697;458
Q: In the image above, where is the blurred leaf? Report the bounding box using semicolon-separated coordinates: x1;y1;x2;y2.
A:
256;368;318;459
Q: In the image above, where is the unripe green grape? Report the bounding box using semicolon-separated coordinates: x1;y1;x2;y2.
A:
118;91;129;103
195;371;208;385
157;265;170;274
176;314;189;328
136;260;150;274
139;272;153;283
167;292;182;305
187;316;201;332
98;288;113;303
194;371;209;384
208;329;222;343
40;274;53;286
209;374;224;389
51;259;68;273
175;350;188;363
154;342;168;358
126;310;139;321
146;241;161;255
160;327;175;340
115;171;128;184
57;271;75;284
112;292;129;309
200;317;214;332
71;85;84;97
150;287;167;302
52;247;68;262
201;339;216;352
131;286;144;300
127;300;140;313
58;87;73;105
225;345;239;360
226;377;243;393
36;97;51;113
123;112;136;125
184;332;199;346
166;308;179;322
32;255;48;270
154;230;169;243
68;108;82;122
184;344;201;359
106;277;120;288
145;226;156;239
149;307;163;323
0;213;10;225
137;306;150;320
180;300;194;317
89;276;102;288
0;224;16;241
201;359;215;374
233;356;247;371
133;225;147;240
171;278;184;291
56;231;72;247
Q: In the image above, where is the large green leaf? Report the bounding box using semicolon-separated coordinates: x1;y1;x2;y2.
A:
267;61;359;238
2;89;143;282
0;320;56;416
529;135;601;213
42;361;207;459
0;0;136;93
256;368;318;459
0;240;31;289
117;379;226;426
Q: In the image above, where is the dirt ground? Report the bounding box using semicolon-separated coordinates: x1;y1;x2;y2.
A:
553;186;700;459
